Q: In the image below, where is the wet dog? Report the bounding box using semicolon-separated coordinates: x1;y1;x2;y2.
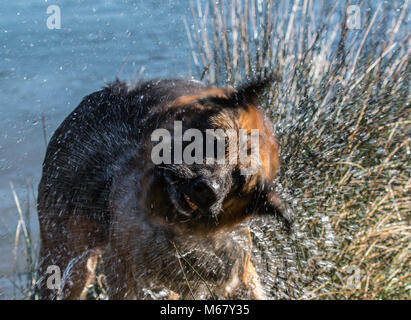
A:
37;77;292;299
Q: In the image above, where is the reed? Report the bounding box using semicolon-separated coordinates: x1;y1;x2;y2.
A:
6;181;40;299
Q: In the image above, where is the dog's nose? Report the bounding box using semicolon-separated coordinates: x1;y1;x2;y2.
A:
189;178;220;209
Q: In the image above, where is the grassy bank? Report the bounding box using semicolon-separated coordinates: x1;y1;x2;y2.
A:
188;0;410;299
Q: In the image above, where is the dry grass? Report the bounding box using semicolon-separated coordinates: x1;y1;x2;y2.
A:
188;0;410;299
5;181;39;299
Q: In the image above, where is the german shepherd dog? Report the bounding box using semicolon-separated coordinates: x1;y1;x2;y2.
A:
37;77;292;299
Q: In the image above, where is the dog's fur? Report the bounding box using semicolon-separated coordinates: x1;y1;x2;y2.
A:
37;78;292;299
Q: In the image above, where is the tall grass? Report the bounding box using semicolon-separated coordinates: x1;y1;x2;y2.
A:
6;181;40;299
188;0;410;299
5;105;46;299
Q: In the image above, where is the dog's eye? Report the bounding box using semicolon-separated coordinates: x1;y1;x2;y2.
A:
231;168;245;190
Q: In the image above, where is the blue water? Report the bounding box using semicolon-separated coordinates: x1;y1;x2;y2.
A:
0;0;195;298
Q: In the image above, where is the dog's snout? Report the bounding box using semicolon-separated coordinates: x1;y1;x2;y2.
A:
189;178;220;209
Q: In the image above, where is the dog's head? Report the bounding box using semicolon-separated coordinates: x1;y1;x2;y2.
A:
145;77;292;233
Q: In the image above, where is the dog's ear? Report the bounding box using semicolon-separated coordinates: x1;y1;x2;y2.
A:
232;74;279;106
255;185;293;231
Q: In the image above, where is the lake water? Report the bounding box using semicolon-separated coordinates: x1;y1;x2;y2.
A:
0;0;195;299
